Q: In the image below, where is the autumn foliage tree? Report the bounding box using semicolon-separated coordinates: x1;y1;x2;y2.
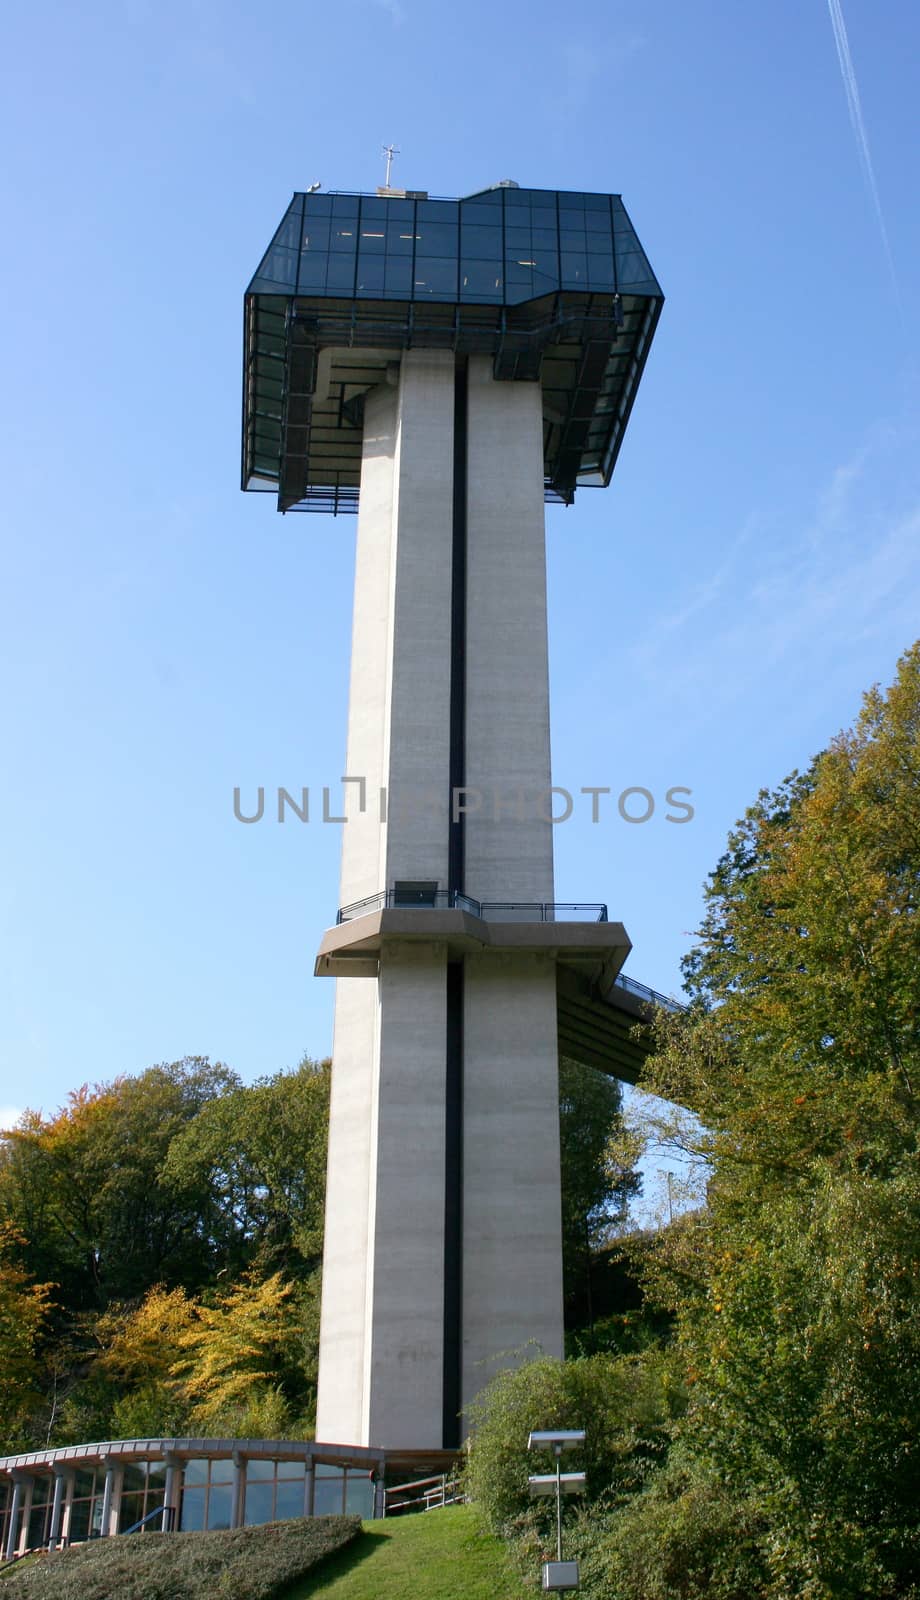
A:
621;642;920;1599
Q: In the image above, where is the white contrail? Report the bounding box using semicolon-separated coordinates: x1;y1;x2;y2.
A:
826;0;900;304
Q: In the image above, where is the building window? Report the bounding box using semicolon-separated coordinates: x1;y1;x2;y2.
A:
180;1459;234;1531
118;1461;166;1533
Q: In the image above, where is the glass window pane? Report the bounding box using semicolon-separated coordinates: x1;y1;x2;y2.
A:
244;1482;275;1525
301;222;330;252
386;222;416;254
588;253;615;287
359;197;388;221
246;1460;276;1480
460;202;501;224
413;258;457;294
505;226;530;250
180;1487;206;1531
332;194;359;216
313;1478;344;1516
345;1475;375;1517
146;1465;167;1487
417;200;455;221
275;1480;305;1520
585;208;610;234
460;224;501;255
304;193;332;216
531;251;558;277
415;221;457;254
461;260;503;294
326;257;356;291
356;256;385;292
505;204;530;227
119;1492;145;1533
532;206;557;228
384;258;413;294
358;227;385;253
207;1485;233;1530
559;208;585;230
210;1461;235;1485
381;198;415;220
531;227;557;250
331;225;357;251
183;1460;210;1486
298;255;327;291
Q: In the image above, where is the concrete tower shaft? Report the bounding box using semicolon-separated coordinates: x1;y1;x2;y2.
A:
316;350;562;1450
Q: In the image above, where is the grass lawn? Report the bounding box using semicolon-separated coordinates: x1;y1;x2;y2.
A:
281;1504;532;1599
0;1515;361;1600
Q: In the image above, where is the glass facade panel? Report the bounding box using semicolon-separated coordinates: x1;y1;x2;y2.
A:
313;1474;344;1516
180;1486;206;1531
461;260;502;294
245;1459;276;1480
414;221;457;254
331;225;357;251
183;1459;210;1485
245;1481;275;1525
386;221;416;254
356;256;385;293
345;1475;375;1517
206;1484;233;1530
413;258;457;295
460;223;501;255
384;258;413;294
326;257;356;291
275;1479;305;1520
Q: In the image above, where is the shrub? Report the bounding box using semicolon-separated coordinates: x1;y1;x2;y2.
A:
1;1516;360;1600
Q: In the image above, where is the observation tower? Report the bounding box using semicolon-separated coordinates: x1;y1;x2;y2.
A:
242;178;664;1452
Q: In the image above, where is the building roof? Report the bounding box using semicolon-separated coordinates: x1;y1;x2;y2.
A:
242;184;663;513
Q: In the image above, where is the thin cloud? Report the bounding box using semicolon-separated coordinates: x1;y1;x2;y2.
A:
372;0;407;25
825;0;900;306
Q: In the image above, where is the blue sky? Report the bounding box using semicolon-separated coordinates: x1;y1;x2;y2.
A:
1;0;918;1177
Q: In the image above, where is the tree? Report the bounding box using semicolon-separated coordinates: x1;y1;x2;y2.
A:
629;642;920;1598
0;1225;52;1450
557;1059;640;1324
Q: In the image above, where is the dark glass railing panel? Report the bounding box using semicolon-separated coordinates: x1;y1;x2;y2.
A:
336;892;608;925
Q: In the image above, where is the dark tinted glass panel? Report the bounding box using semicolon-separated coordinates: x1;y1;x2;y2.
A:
460;202;501;224
360;197;388;220
262;247;297;284
532;206;557;228
386;221;415;254
122;1466;146;1492
332;194;359;216
505;205;530;227
275;1480;305;1520
461;260;503;294
562;252;587;280
301;222;330;250
119;1492;145;1532
73;1472;96;1497
583;192;609;210
531;251;558;276
559;208;584;229
245;1482;275;1524
532;228;558;250
275;211;301;250
207;1485;233;1530
417;200;455;221
331;225;357;251
588;252;615;286
460;224;501;255
505;227;530;250
304;193;332;215
180;1488;206;1531
358;227;385;252
585;208;611;233
326;257;357;290
384;258;413;293
414;258;457;293
559;227;586;251
298;255;327;290
69;1500;91;1543
381;198;415;220
356;257;385;292
415;221;457;254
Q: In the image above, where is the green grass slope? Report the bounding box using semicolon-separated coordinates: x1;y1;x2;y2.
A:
0;1516;360;1600
282;1504;530;1599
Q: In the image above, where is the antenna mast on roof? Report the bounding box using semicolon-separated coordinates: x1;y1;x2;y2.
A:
382;142;400;189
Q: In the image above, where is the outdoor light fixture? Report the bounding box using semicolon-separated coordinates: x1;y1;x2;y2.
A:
527;1429;586;1592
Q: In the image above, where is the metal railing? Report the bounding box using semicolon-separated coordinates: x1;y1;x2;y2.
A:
337;891;608;925
122;1504;176;1536
384;1474;464;1517
612;972;684;1013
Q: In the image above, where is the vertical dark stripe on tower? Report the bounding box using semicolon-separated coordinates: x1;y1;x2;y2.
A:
448;358;468;897
443;960;463;1448
443;356;468;1449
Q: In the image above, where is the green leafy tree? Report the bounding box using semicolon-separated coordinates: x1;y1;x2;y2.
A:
0;1225;53;1451
628;642;920;1598
558;1058;640;1324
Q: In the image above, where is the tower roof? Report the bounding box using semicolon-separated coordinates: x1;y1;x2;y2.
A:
242;185;663;513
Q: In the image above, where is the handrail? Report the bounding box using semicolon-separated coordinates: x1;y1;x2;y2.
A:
337;892;608;925
612;972;684;1013
122;1503;176;1536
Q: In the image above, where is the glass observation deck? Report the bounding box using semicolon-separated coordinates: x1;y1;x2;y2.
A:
242;182;663;513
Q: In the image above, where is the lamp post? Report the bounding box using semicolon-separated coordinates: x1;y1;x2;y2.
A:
527;1429;585;1592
